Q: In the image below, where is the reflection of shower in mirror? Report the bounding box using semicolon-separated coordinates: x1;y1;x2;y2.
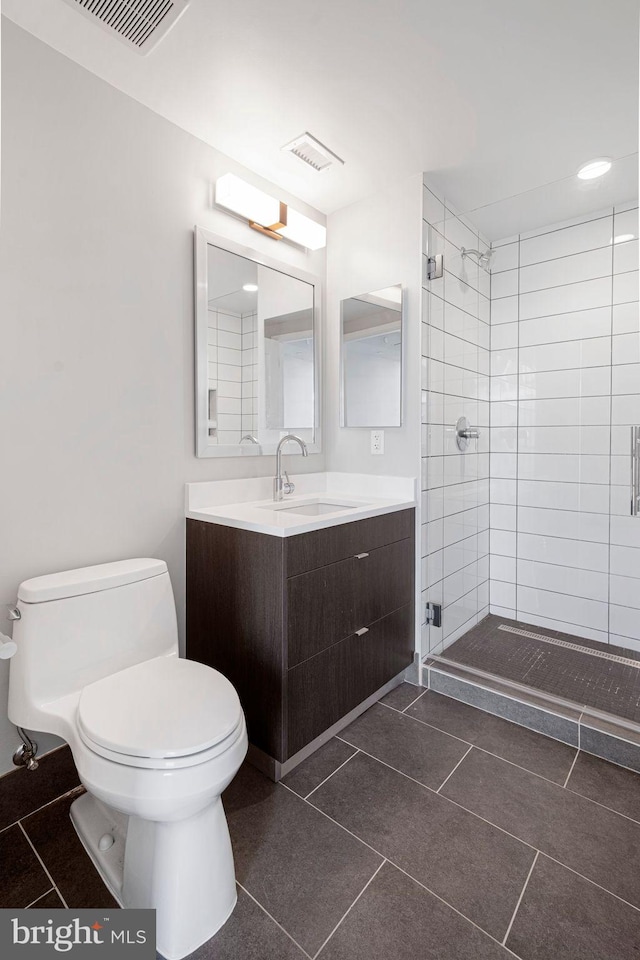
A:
460;247;494;271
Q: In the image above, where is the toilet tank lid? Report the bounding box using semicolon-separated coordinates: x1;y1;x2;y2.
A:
18;559;168;604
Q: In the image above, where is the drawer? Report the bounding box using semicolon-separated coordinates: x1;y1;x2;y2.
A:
287;537;414;668
285;508;414;577
286;603;414;757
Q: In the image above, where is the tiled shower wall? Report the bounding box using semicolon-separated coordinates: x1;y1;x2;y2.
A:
207;309;257;443
421;180;491;656
489;203;640;648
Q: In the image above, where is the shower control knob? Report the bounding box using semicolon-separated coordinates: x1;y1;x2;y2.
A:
455;416;481;452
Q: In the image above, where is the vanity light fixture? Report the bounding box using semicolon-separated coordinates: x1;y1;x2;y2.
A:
214;173;326;250
242;283;259;292
577;158;612;180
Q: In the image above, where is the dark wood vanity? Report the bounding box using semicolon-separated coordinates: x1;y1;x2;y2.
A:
186;508;415;778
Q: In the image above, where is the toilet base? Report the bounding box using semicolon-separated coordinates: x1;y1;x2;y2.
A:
70;792;237;960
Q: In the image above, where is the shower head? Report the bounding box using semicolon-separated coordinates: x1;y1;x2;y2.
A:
461;247;494;272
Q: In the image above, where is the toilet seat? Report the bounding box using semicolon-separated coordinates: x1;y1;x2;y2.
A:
77;656;243;769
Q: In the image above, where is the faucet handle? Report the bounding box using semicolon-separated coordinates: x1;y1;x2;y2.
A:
283;472;295;496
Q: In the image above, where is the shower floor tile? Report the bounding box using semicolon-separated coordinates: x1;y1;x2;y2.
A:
441;614;640;724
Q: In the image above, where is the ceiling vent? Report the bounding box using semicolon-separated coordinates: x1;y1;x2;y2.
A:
61;0;191;55
281;133;345;172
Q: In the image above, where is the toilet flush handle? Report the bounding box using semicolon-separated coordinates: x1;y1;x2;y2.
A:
0;633;17;659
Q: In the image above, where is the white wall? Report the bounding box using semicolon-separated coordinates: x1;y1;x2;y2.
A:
420;181;491;656
325;175;422;477
0;21;325;773
325;174;423;656
489;203;640;647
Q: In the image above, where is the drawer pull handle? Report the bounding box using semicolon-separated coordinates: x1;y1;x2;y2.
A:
355;627;369;637
354;553;369;560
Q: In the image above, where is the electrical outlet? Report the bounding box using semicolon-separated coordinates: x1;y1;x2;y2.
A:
370;430;384;455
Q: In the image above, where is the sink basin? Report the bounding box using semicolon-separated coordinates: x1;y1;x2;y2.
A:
277;501;358;517
259;499;365;517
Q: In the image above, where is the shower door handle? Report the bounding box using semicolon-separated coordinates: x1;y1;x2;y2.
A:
631;426;640;517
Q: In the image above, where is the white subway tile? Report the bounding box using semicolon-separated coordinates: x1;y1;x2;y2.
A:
490;529;516;557
491;401;518;427
491;322;519;350
517;479;609;513
490;242;519;273
612;395;640;424
519;278;611;321
517;425;610;455
518;533;609;572
491;269;519;300
614;238;639;275
612;363;640;395
490;478;517;504
491;453;517;478
217;363;242;383
610;544;640;578
519;338;610;374
517;506;609;542
610;574;640;611
518;453;609;484
519;306;611;347
518;559;608;602
614;207;639;239
490;555;516;582
490;580;516;609
490;503;516;530
517;586;608;631
519;216;613;266
491;296;518;325
609;604;640;642
520;247;612;294
518;397;610;427
612;333;640;365
614;271;639;305
613;302;639;335
519;366;610;401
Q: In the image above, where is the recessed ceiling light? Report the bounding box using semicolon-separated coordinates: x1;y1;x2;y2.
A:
577;158;612;180
614;234;635;244
243;283;259;292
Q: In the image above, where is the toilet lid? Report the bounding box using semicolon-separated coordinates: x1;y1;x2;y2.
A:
77;656;243;759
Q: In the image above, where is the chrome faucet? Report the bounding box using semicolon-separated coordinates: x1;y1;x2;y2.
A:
240;434;260;445
273;434;308;500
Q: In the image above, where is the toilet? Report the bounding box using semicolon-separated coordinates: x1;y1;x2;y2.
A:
7;558;247;960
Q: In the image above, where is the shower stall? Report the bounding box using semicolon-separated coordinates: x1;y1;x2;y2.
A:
420;160;640;762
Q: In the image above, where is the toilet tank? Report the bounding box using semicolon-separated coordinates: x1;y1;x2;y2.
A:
8;559;179;730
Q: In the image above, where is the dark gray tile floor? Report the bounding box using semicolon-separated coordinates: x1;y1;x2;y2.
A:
4;688;640;960
443;614;640;724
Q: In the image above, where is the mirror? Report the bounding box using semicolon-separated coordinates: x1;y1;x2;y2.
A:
340;284;403;427
194;228;321;457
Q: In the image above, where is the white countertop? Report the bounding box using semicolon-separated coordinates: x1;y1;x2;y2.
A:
186;472;417;537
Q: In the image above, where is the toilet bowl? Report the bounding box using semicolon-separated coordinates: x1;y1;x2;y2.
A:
8;559;248;960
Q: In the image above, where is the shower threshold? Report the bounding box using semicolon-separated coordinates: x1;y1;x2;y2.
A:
426;614;640;774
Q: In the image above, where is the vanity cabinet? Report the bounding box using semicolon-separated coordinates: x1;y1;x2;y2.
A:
186;508;415;777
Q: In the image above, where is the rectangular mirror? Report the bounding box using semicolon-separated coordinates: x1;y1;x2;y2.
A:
340;284;403;427
194;227;321;457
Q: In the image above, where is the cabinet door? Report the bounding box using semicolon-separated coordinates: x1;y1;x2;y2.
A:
287;603;413;757
354;538;414;628
287;557;357;668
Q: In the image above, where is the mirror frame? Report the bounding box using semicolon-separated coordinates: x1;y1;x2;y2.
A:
194;226;322;458
339;284;404;428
